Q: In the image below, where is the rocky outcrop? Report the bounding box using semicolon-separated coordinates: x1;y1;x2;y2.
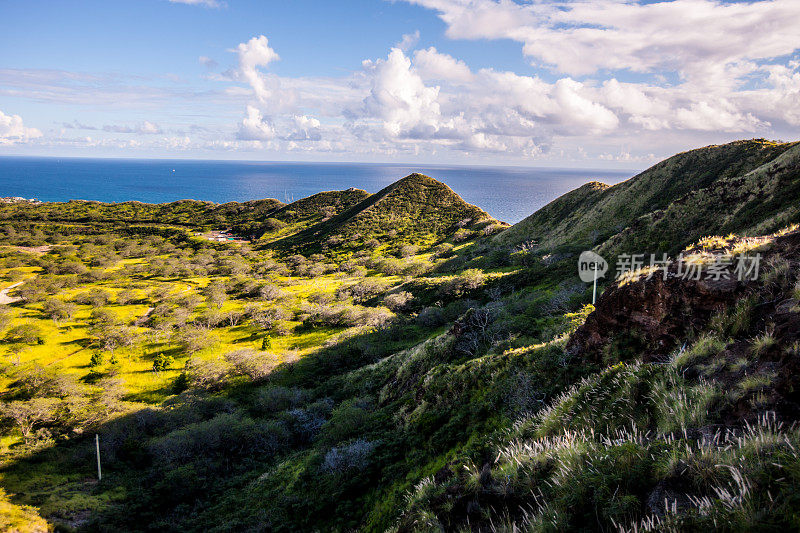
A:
569;228;800;366
568;266;747;364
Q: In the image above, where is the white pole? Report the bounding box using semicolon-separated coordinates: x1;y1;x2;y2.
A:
96;434;102;481
592;262;598;305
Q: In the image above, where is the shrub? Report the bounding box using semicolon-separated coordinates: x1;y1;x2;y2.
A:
53;261;89;276
288;402;331;441
176;327;216;354
399;245;419;258
183;358;230;390
224;349;275;381
373;257;405;276
254;386;310;414
152;353;174;372
89;351;105;369
41;297;76;323
441;268;485;297
452;228;472;242
482;223;504;236
384;291;413;311
5;324;45;346
0;308;10;333
148;413;291;468
338;278;390;303
73;288;112;307
4;268;23;282
115;289;138;305
416;307;446;328
321;439;377;475
432;243;455;258
319;399;374;445
262;217;287;233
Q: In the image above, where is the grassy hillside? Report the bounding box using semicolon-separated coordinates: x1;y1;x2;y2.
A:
496;139;798;252
255;188;371;244
600;140;800;256
274;173;501;256
0;141;799;532
0;198;286;233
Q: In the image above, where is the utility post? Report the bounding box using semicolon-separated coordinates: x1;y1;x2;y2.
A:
578;251;607;305
96;434;102;481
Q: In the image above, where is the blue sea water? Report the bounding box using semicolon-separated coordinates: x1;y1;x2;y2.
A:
0;157;634;224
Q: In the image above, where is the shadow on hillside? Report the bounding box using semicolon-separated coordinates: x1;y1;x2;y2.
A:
1;314;437;531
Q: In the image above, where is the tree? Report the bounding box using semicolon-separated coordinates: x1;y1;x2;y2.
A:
203;280;228;309
0;398;60;441
15;282;47;304
248;305;290;331
0;307;10;333
115;289;138;305
224;349;274;381
73;288;112;307
152;353;174;372
383;291;413;311
96;376;126;414
14;364;81;398
92;323;136;353
5;324;45;346
194;309;225;329
176;327;216;354
41;297;76;323
183;357;230;390
225;310;244;327
89;351;105;370
89;307;118;326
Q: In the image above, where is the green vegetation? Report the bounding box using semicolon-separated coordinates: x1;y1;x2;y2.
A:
1;141;800;531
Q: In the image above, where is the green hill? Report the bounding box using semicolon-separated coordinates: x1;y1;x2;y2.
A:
0;197;286;230
255;188;371;243
1;141;800;532
496;139;798;252
271;173;499;254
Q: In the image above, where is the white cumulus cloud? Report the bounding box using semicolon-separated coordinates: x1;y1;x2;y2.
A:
361;48;442;138
403;0;800;82
413;47;474;83
0;109;42;145
233;35;281;102
237;105;275;140
397;31;420;52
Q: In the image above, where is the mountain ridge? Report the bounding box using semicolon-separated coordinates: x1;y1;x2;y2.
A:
495;139;799;253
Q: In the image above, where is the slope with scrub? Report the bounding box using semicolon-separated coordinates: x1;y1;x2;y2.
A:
0;140;799;532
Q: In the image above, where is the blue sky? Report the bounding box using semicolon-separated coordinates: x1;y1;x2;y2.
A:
1;0;799;167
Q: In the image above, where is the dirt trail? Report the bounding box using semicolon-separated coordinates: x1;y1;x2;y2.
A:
135;307;155;325
0;244;52;255
0;281;23;305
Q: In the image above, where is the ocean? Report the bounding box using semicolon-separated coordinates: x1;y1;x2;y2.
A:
0;157;634;224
